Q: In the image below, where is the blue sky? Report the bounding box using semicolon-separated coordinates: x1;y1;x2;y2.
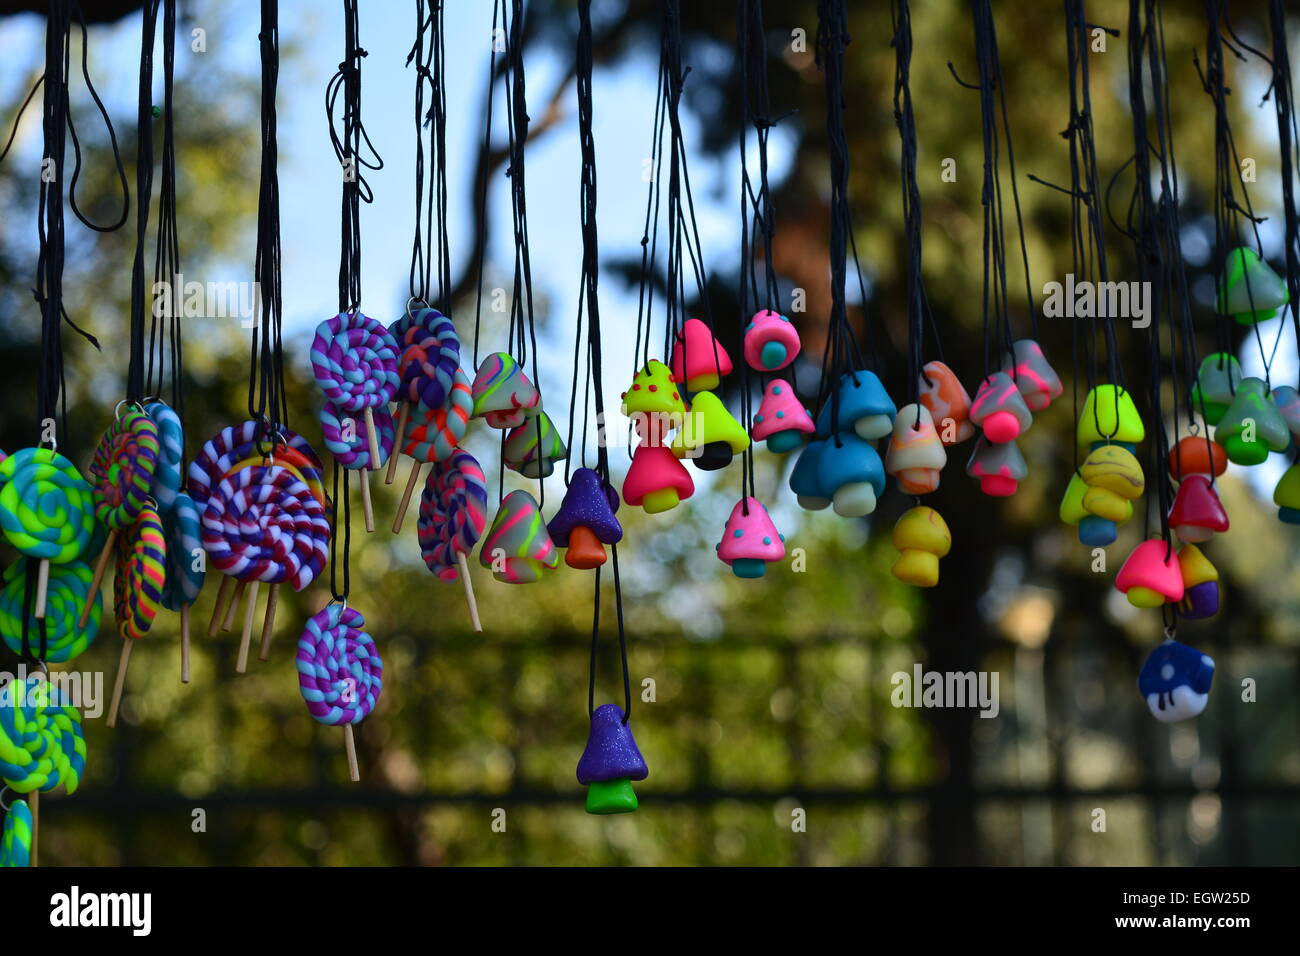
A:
0;1;811;619
0;0;773;460
0;0;1292;503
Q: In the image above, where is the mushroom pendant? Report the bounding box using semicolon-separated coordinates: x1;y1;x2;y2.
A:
716;497;784;578
1138;640;1215;721
548;468;622;570
576;705;648;814
890;506;951;587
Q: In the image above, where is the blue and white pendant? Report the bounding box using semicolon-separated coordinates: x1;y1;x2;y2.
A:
1137;640;1215;722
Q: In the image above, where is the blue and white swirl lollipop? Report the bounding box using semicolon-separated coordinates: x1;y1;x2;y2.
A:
145;401;184;514
161;491;205;682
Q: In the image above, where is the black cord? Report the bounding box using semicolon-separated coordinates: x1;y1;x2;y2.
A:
1199;0;1269;382
34;0;72;437
408;0;431;306
470;0;502;369
323;0;380;600
65;5;130;234
1268;0;1300;383
145;0;183;472
737;0;779;505
1126;0;1206;546
24;0;127;495
574;0;630;722
631;52;668;396
126;0;161;407
814;0;862;441
247;0;286;436
660;0;716;386
892;0;929;418
500;0;547;505
962;0;1032;379
407;0;450;312
1057;0;1124;453
325;0;382;317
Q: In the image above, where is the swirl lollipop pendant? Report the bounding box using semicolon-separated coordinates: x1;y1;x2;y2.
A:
386;307;461;485
0;675;87;866
82;408;161;628
0;447;96;625
143;401;184;514
0;558;101;665
296;604;384;781
105;503;167;729
417;448;488;631
202;464;330;673
311;312;400;528
0;797;33;867
190;421;326;648
319;401;395;533
160;492;205;683
393;367;473;534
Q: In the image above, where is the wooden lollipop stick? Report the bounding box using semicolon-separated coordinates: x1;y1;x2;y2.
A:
180;604;191;684
235;580;260;674
344;724;360;782
363;407;382;467
106;639;133;729
80;531;118;628
358;468;375;533
221;579;248;633
34;558;50;620
207;575;234;637
30;790;38;868
393;461;424;534
258;583;280;662
385;402;410;484
457;552;482;633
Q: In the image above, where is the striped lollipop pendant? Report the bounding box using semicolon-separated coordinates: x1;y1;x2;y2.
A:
106;502;166;729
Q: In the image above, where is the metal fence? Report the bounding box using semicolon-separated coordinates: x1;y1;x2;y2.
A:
33;624;1300;866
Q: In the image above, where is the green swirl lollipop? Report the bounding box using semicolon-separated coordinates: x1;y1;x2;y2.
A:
0;559;100;664
0;448;95;564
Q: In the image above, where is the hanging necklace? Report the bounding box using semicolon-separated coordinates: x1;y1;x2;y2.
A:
1196;0;1290;469
961;0;1061;504
298;0;387;782
788;0;894;521
717;0;791;582
475;0;562;586
402;0;483;632
562;0;642;815
0;0;123;868
620;2;697;517
1265;0;1300;529
882;0;952;588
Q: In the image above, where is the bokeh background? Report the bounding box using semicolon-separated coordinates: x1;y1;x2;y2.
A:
0;0;1298;865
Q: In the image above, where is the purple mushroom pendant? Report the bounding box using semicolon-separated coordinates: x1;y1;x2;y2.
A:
576;704;648;814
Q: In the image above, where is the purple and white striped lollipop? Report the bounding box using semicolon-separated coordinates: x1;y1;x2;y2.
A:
310;312;401;413
319;402;395;470
188;421;326;512
200;465;329;592
296;604;383;725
